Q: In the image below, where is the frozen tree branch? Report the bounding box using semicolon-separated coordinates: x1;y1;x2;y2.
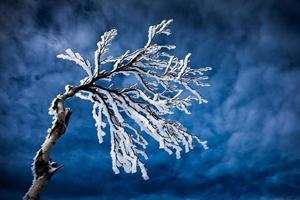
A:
24;19;211;199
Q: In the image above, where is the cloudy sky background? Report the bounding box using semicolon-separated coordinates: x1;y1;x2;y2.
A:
0;0;300;199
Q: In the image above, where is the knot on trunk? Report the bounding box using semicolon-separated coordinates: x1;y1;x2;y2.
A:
34;150;49;177
34;150;64;178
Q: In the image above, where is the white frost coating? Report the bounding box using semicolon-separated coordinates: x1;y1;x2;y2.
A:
172;89;183;100
182;82;208;104
56;19;211;180
75;91;93;100
94;29;118;74
125;89;170;114
164;55;174;75
112;50;130;71
57;49;93;78
193;136;209;150
145;19;173;47
101;90;124;123
92;102;106;144
177;53;191;79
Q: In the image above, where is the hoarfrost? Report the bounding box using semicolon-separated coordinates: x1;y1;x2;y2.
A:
56;19;211;180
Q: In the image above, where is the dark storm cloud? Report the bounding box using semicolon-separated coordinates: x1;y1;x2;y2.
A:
0;0;300;199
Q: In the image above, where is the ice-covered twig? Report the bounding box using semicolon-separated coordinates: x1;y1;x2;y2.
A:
57;49;93;79
64;19;211;179
25;19;211;200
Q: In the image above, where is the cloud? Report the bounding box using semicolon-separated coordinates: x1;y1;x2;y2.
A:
0;0;300;199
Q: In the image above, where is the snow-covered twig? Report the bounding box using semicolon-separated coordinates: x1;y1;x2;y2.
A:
24;19;211;200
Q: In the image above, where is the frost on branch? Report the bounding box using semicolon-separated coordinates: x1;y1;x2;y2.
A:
57;49;93;79
57;19;211;180
94;29;118;74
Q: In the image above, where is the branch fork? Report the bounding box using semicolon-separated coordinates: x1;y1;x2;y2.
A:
24;19;211;199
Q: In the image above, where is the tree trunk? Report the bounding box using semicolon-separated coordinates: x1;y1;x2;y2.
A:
24;87;76;200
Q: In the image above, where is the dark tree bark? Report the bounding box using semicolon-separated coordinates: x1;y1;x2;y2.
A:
23;87;77;200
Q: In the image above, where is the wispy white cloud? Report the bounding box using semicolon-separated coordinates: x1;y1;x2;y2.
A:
0;0;299;199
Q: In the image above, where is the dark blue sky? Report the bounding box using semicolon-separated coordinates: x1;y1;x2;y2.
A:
1;0;300;199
